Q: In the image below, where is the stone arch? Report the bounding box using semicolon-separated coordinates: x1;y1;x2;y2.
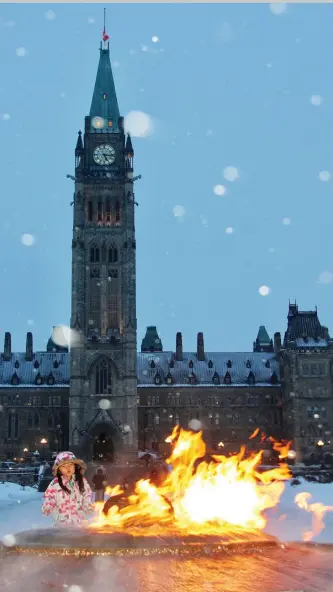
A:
87;410;123;462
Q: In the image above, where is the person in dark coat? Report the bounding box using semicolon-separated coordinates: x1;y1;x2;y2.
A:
92;466;107;502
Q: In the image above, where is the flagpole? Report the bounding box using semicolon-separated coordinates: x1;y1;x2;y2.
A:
103;7;106;48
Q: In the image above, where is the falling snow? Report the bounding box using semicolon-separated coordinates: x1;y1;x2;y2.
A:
223;166;239;182
44;10;56;21
124;111;153;137
16;47;27;57
173;205;186;219
282;217;291;226
152;35;159;43
259;285;271;297
225;227;234;234
317;271;333;285
318;170;331;182
213;184;227;196
0;113;10;121
20;233;35;246
269;3;287;16
311;94;323;106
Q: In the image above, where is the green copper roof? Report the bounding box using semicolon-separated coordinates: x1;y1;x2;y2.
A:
256;325;271;344
89;45;120;128
141;326;163;353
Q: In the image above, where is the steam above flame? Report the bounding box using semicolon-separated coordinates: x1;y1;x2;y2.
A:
92;427;292;535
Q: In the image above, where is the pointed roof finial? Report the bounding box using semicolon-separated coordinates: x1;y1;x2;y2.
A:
102;7;109;48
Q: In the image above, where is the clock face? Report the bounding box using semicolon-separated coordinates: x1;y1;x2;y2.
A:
93;144;116;165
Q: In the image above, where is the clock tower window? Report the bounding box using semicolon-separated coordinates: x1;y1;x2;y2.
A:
105;199;111;223
115;201;121;224
108;245;118;263
90;244;100;263
97;202;103;222
88;201;93;222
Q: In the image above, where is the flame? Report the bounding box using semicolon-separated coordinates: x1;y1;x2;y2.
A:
91;427;291;535
294;492;333;541
249;428;260;440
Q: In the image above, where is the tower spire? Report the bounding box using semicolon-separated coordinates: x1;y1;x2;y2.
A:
89;9;120;129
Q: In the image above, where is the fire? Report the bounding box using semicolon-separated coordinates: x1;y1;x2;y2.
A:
91;427;291;535
294;492;333;541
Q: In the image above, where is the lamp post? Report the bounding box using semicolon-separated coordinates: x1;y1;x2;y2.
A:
316;439;324;465
40;438;47;460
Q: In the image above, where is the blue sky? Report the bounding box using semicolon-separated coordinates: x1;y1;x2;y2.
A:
0;3;332;353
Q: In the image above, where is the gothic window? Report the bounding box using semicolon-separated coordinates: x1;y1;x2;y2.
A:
35;372;43;386
47;373;55;386
88;201;93;222
105;199;111;223
108;244;118;263
34;360;39;369
167;394;171;405
8;412;12;439
227;360;232;368
147;396;151;406
154;413;160;425
215;413;220;426
94;359;112;395
270;372;278;385
174;413;180;426
34;413;40;429
107;267;119;330
89;268;100;327
208;360;213;369
212;372;220;385
14;360;20;369
48;413;54;429
265;359;271;368
246;360;252;369
28;413;33;430
97;201;103;222
14;413;19;439
115;201;121;224
11;372;19;386
90;244;100;263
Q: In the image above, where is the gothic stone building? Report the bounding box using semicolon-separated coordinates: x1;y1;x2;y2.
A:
0;41;333;464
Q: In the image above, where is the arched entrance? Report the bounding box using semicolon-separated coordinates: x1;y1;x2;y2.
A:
88;418;122;463
93;430;114;462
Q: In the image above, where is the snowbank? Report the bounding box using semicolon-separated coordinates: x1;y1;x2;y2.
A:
0;482;41;507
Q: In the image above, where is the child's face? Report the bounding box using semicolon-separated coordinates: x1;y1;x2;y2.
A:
60;462;75;479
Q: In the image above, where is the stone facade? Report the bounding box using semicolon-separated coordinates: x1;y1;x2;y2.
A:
0;41;332;464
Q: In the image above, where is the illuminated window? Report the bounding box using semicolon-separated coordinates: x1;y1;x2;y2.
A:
108;120;113;128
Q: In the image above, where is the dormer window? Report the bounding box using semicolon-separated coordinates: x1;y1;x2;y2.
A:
53;360;59;369
169;360;174;369
246;360;252;369
154;372;162;385
189;360;194;369
150;360;156;369
11;372;19;386
35;373;43;386
212;371;220;385
270;371;278;385
247;371;255;385
227;360;232;369
47;373;55;386
224;371;232;385
14;360;20;369
34;360;40;369
265;359;270;368
208;360;213;369
188;372;197;385
165;372;173;385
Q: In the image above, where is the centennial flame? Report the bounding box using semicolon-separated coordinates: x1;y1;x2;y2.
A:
91;427;291;535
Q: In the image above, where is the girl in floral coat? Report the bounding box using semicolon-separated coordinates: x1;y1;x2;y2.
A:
42;451;94;527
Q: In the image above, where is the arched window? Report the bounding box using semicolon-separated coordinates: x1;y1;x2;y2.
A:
94;359;112;395
115;201;121;224
107;267;119;330
14;413;19;439
27;413;33;429
88;201;93;222
108;244;118;263
89;268;100;327
97;201;103;222
48;413;54;429
154;413;160;425
215;413;220;426
90;244;100;263
34;413;40;429
174;413;180;426
105;199;111;223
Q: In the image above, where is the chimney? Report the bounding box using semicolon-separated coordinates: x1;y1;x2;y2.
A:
3;332;11;361
175;332;183;361
25;332;33;361
197;332;205;361
274;332;281;355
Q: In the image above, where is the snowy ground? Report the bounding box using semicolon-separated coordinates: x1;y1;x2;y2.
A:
1;479;333;543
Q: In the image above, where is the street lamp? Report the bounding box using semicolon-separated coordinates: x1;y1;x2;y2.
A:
40;438;47;459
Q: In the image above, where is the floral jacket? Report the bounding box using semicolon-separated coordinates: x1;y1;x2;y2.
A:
42;476;95;526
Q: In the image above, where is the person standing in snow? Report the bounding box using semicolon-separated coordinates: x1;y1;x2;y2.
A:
92;466;107;502
41;451;94;527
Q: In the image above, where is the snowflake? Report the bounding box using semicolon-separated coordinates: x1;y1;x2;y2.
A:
124;111;153;138
223;165;239;182
16;47;27;57
45;10;56;21
269;3;287;15
317;271;333;285
213;184;227;196
318;170;330;182
1;113;11;121
21;233;35;246
310;94;323;106
259;285;271;296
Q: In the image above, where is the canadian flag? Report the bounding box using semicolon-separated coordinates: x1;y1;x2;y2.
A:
103;27;109;42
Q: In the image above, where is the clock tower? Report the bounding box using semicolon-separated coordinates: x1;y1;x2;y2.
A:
69;39;137;461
